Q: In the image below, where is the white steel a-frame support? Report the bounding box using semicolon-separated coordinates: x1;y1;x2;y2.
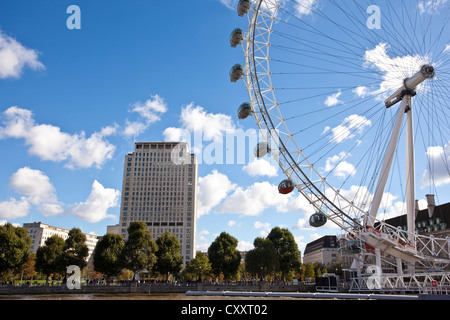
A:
367;65;435;245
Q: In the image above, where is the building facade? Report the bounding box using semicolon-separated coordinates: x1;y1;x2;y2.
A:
23;222;99;262
303;235;339;266
112;141;198;266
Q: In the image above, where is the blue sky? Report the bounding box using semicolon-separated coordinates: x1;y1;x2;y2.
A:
0;0;449;254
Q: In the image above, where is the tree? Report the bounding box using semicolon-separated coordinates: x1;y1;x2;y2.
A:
120;222;158;280
35;235;65;283
267;227;301;280
60;228;89;274
0;223;31;281
207;232;241;281
155;232;183;280
245;237;279;280
304;262;315;281
93;233;124;281
182;252;212;281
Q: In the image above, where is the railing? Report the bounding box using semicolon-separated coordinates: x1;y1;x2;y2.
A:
348;272;450;294
366;221;450;264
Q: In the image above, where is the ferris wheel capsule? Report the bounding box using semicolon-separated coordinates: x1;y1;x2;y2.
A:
254;142;271;158
278;179;295;195
238;102;252;119
309;212;328;228
346;240;362;254
230;64;244;82
230;28;244;48
237;0;250;17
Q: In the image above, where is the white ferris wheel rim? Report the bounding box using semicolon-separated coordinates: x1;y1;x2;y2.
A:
241;0;450;250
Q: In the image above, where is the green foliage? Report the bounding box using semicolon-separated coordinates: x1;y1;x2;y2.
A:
35;235;65;282
245;237;279;279
182;252;212;281
61;228;89;271
0;223;31;279
267;227;301;280
207;232;241;280
120;222;158;279
93;233;124;280
155;232;183;280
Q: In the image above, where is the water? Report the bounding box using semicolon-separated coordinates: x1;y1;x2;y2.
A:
0;292;299;300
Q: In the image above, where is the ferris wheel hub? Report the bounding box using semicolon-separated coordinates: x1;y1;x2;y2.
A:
385;65;435;108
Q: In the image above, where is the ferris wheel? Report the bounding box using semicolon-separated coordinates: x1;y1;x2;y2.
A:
230;0;450;271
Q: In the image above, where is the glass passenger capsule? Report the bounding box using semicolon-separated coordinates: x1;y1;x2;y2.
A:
278;179;295;195
254;142;271;158
309;212;328;228
345;240;362;254
238;102;252;119
230;64;244;82
237;0;250;17
230;28;244;48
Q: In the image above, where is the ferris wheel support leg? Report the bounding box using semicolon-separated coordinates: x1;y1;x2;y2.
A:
405;95;416;245
368;100;407;225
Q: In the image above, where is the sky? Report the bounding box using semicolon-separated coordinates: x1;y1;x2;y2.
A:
0;0;449;255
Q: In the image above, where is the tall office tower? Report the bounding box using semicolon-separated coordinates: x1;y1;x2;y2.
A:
117;142;198;265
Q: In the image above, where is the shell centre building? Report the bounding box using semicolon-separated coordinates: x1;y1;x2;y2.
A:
108;141;198;266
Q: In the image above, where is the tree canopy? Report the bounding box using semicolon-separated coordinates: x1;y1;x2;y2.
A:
0;223;31;280
93;233;124;280
120;222;158;280
207;232;241;280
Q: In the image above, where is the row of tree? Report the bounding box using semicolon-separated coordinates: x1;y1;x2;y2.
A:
0;222;343;284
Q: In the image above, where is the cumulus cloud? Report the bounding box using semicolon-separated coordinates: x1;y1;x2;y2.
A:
329;114;372;144
70;180;120;223
0;30;44;79
0;106;115;169
123;94;168;138
9;167;63;217
0;198;31;220
167;103;236;142
325;90;343;107
197;170;237;217
293;0;318;17
242;158;278;177
362;43;430;99
322;152;356;179
418;0;448;14
254;221;272;237
421;142;450;188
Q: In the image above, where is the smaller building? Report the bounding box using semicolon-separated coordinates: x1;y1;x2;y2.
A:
303;235;339;265
23;222;99;263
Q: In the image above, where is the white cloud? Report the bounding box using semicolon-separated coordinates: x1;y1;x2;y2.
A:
353;86;369;98
8;167;63;217
0;106;115;169
325;90;343;107
197;170;237;217
9;167;57;206
254;221;271;237
242;158;278;177
178;103;236;142
219;0;238;10
294;0;318;17
237;240;254;252
227;220;237;227
363;43;430;99
0;30;44;79
123;95;168;138
418;0;448;14
70;180;120;223
421;142;450;188
329;114;372;144
322;152;356;179
0;198;30;220
217;182;282;216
